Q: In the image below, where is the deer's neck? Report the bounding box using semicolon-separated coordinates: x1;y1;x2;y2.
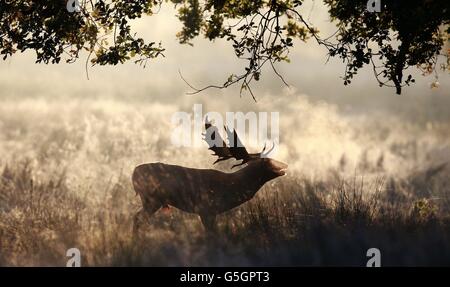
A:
232;164;267;198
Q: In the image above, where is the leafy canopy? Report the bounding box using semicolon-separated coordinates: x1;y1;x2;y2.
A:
0;0;449;96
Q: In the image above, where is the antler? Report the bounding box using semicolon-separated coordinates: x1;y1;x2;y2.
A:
205;119;268;168
204;118;233;164
225;127;251;168
260;142;276;158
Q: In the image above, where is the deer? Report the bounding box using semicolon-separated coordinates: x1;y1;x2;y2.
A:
131;119;288;235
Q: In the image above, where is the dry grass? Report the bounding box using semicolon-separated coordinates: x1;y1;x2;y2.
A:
0;161;449;266
0;96;449;266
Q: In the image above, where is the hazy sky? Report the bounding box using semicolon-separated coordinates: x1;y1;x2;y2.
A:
0;1;449;178
0;2;449;120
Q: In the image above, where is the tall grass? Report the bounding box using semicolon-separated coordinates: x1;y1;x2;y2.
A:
0;161;449;266
0;96;449;266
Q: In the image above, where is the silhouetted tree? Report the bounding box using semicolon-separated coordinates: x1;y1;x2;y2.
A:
325;0;449;94
0;0;448;96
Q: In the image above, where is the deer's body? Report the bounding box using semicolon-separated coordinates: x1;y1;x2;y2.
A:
133;163;264;215
132;160;286;232
131;120;287;234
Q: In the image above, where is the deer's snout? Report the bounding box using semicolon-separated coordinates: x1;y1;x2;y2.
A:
271;159;288;176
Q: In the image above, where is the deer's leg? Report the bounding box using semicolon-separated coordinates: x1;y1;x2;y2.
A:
133;201;160;239
132;209;147;238
200;214;217;233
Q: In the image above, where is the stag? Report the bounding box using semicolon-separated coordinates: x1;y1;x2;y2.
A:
132;120;288;234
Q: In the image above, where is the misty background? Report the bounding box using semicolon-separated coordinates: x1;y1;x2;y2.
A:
0;2;449;183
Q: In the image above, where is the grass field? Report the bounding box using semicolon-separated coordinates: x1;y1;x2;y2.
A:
0;95;449;266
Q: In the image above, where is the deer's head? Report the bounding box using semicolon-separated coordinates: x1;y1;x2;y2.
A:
204;119;288;181
254;156;288;179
